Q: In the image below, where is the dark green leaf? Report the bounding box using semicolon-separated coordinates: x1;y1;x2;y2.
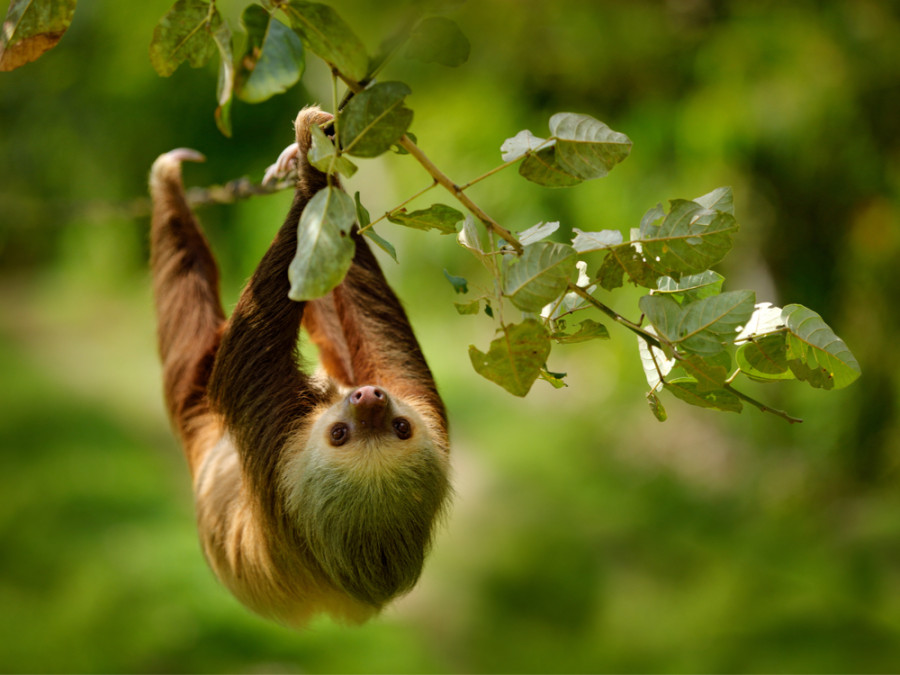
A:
552;319;609;344
678;354;730;392
235;5;304;104
782;304;861;390
288;187;356;300
340;81;413;158
639;294;683;345
443;269;468;294
549;113;632;180
0;0;76;71
519;146;583;188
405;16;469;67
389;203;463;234
665;379;743;413
677;290;756;355
275;0;368;82
469;320;551;397
308;123;357;177
362;228;397;262
353;191;370;228
736;334;795;382
503;242;578;312
149;0;220;77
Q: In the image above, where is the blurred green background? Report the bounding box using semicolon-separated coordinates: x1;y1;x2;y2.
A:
2;0;899;672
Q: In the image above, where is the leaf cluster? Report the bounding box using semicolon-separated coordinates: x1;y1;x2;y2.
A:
5;0;861;423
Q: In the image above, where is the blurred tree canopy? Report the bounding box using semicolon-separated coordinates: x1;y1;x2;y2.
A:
0;0;899;672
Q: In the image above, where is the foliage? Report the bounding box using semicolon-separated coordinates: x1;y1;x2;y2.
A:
2;0;861;424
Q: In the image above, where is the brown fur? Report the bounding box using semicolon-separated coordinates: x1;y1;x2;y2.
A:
149;108;450;627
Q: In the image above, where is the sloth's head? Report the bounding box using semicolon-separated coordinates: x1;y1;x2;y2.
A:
281;385;451;607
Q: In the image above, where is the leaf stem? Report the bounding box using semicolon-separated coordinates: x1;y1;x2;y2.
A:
723;384;804;424
567;283;664;350
396;135;523;254
359;179;438;234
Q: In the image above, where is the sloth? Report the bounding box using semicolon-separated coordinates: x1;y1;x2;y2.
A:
149;107;450;626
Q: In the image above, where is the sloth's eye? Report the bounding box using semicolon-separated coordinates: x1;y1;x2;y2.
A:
329;423;349;446
392;417;412;440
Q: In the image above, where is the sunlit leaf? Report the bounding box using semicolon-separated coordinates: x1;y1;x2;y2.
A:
458;215;487;263
275;0;368;82
782;304;861;390
500;130;548;162
539;369;568;389
469;319;551;397
637;327;674;393
519;221;559;246
340;81;413;157
542;261;595;319
288;186;356;300
571;228;623;253
149;0;219;77
549;113;632;180
405;16;469;67
235;5;304;103
212;18;233;137
734;302;785;343
0;0;76;71
503;242;578;312
389;203;463;234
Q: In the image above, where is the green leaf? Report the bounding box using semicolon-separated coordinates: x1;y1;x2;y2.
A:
549;113;632;180
308;124;358;177
782;304;861;390
149;0;220;77
519;146;583;188
665;379;743;413
275;0;368;82
454;299;480;315
288;187;356;301
553;319;609;344
638;294;683;347
235;5;305;103
656;270;724;304
571;228;623;253
389;203;463;234
339;81;413;158
0;0;76;71
736;334;795;382
362;229;396;263
598;244;660;290
212;18;234;137
676;290;756;355
638;198;739;276
647;391;667;422
405;16;469;67
678;354;730;392
443;269;468;294
735;302;785;342
503;242;578;312
469;320;551;397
